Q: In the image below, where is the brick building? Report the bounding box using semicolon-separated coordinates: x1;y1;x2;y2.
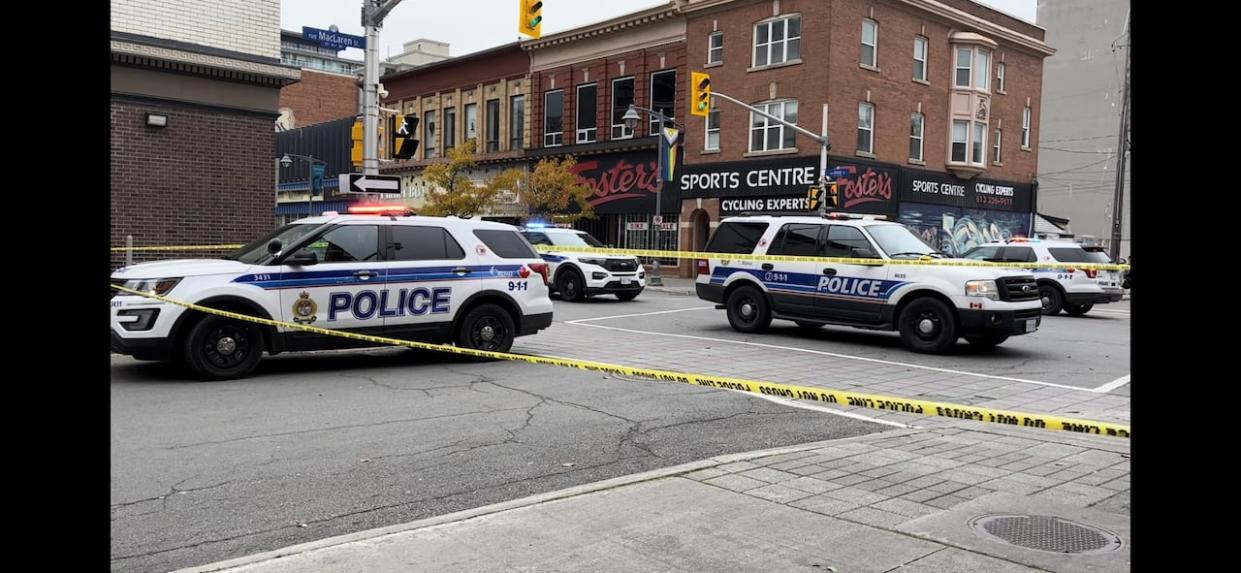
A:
525;4;687;261
111;0;298;266
380;43;531;220
276;29;364;131
673;0;1054;269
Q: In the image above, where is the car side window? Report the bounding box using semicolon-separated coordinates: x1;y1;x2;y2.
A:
769;223;823;256
295;225;380;263
824;226;874;258
390;226;466;261
1000;247;1036;262
963;246;1000;261
523;232;552;246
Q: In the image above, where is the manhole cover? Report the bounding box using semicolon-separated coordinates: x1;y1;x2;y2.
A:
969;514;1123;554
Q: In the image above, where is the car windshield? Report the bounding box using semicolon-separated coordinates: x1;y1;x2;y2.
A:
1083;249;1113;263
548;231;606;248
867;224;942;258
227;224;320;264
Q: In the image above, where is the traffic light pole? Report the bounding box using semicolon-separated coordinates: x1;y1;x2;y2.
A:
709;91;831;212
362;0;405;177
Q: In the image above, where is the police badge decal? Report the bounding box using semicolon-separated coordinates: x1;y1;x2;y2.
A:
292;291;318;324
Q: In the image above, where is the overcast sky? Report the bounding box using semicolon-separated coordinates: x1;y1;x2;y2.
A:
281;0;1037;62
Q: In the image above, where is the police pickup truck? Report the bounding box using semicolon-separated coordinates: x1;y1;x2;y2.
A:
695;213;1043;353
519;225;646;302
111;210;554;379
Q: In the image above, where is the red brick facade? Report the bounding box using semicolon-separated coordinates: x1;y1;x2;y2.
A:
277;69;359;128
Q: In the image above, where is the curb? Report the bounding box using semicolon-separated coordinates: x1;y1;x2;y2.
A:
172;428;921;573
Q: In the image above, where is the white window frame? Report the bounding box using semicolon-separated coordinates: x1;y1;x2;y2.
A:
1022;106;1032;149
749;99;798;153
993;128;1002;163
575;83;597;144
954;46;972;88
971;121;986;164
611;76;635;140
708;31;724;65
752;15;802;68
423;109;438;158
951;119;969;162
996;62;1006;93
913;35;928;82
974;48;991;91
857;102;875;155
861;18;879;68
465;103;478;141
705;101;720;151
543;90;564;147
649;69;677;136
443;106;457;150
909;112;924;162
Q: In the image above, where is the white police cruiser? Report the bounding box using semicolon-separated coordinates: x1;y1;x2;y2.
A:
961;239;1124;316
111;209;554;380
518;225;646;302
695;213;1043;353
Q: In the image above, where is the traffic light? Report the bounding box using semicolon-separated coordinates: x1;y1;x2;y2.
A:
394;114;420;160
519;0;543;39
351;119;363;167
807;186;820;211
690;71;711;118
825;182;839;209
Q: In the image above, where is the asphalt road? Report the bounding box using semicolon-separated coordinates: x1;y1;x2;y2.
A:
110;292;887;572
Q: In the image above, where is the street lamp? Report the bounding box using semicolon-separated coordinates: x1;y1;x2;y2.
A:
621;104;684;286
280;153;328;219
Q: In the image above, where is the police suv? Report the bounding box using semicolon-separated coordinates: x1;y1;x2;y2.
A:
695;213;1043;353
962;239;1124;316
111;211;554;380
519;226;646;302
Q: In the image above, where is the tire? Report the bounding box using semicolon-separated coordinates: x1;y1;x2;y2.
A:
181;315;265;380
1038;285;1064;315
898;297;959;354
616;291;641;301
965;334;1009;348
556;268;585;302
795;321;824;330
455;304;516;354
1064;303;1093;316
725;285;772;333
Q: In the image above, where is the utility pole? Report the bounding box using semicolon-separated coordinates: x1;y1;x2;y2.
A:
362;0;405;176
1108;13;1130;261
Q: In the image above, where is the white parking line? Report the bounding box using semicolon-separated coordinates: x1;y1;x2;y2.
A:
1092;374;1131;393
566;308;1107;393
565;306;715;323
740;390;917;429
1089;308;1131;316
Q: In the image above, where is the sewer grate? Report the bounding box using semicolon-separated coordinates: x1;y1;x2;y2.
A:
969;514;1123;554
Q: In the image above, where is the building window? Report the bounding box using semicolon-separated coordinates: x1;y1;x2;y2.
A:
954;47;972;88
705;101;720;151
861;18;878;68
649;70;677;136
971;121;986;164
1022;106;1032;149
443;106;457;150
913;36;928;81
951;120;968;162
576;83;597;143
996;62;1006;92
749;100;798;152
753;15;801;67
543;90;564;147
708;31;724;64
974;48;991;91
465;103;478;142
857;102;875;155
909;112;924;162
611;76;635;139
993;128;1002;163
485;99;500;153
510;95;525;150
423;110;437;159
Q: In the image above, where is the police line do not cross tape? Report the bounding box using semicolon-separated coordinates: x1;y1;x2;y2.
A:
110;284;1131;439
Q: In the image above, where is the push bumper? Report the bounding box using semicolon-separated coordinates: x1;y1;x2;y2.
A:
958;307;1042;337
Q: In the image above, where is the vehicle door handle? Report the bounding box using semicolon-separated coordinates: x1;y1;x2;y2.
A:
353;270;378;280
452;266;472;275
761;264;774;271
822;268;837;276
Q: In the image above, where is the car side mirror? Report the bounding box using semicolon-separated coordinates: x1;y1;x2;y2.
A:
266;240;282;254
1118;258;1127;264
285;251;318;266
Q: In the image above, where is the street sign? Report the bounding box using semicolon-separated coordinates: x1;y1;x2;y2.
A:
626;222;649;231
659;222;677;232
311;164;325;197
825;167;851;179
302;26;366;51
340;173;401;195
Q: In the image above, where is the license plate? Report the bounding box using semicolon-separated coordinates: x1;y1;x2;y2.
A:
621;277;633;285
1025;319;1037;333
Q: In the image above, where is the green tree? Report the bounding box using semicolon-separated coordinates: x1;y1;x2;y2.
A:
522;156;596;223
421;140;523;218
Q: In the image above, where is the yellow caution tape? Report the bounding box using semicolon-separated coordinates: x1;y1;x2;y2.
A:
110;284;1130;439
110;244;245;252
535;245;1131;272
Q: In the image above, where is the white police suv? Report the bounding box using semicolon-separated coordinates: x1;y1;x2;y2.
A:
519;226;646;302
111;210;554;380
695;213;1043;353
961;239;1124;316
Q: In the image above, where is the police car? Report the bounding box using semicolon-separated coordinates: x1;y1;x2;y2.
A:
694;213;1043;353
961;239;1124;316
111;209;554;380
518;225;645;302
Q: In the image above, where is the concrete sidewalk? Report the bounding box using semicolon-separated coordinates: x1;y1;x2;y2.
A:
178;423;1130;573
